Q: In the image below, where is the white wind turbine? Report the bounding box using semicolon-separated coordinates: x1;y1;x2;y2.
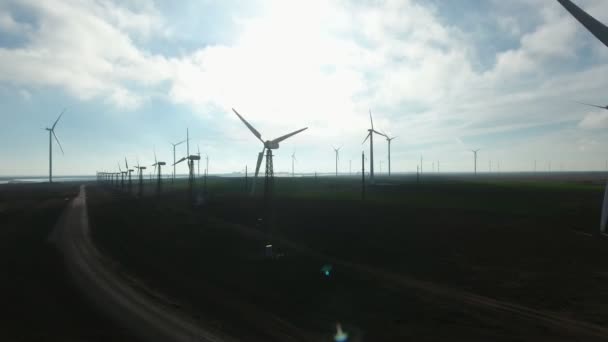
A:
332;145;342;177
170;138;187;183
362;110;385;184
45;109;66;183
232;108;308;196
380;131;397;176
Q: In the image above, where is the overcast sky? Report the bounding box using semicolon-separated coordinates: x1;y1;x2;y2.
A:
1;0;608;176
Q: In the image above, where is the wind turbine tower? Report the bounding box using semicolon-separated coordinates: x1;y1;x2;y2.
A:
382;133;397;176
170;139;187;183
173;129;200;204
134;160;146;197
151;149;166;196
471;149;480;175
45;109;66;183
118;162;126;190
332;146;342;176
362;110;384;184
125;158;133;193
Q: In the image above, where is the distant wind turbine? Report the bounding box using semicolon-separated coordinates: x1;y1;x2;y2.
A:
362;109;385;184
45;109;66;183
332;145;342;176
471;149;480;174
380;132;397;176
170;138;187;183
151;147;166;196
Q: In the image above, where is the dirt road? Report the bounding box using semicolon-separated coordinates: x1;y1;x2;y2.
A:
51;185;231;342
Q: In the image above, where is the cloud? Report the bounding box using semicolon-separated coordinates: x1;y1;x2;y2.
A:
0;0;172;109
579;110;608;129
3;0;608;174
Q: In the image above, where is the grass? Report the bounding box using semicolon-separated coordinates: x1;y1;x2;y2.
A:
87;173;608;341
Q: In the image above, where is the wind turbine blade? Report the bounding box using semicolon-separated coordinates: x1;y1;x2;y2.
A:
372;129;386;136
575;101;606;109
173;139;188;146
601;181;608;233
197;144;200;156
254;150;264;177
51;108;66;130
271;127;308;144
369;109;374;130
557;0;608;48
232;108;264;142
52;131;64;154
362;132;371;144
125;157;128;169
154;147;157;164
173;157;186;166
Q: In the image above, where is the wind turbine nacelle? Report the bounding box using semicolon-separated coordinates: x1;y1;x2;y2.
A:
189;155;201;161
265;140;279;149
158;162;166;166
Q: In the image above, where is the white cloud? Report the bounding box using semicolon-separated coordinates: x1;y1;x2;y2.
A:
0;0;172;109
579;110;608;129
3;0;608;173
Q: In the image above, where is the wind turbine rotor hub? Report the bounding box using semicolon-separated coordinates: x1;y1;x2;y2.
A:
265;140;279;149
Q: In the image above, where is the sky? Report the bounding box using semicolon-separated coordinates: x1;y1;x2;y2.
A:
1;0;608;176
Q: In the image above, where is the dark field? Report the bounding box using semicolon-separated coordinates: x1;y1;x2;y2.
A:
0;182;135;341
86;172;608;341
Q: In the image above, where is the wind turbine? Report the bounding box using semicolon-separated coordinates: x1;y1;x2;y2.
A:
118;162;126;190
45;109;66;183
575;101;608;110
151;148;166;196
125;158;134;193
173;128;200;204
332;145;342;177
471;149;480;174
382;133;397;176
134;159;146;197
170;138;187;183
232;108;308;197
362;110;385;184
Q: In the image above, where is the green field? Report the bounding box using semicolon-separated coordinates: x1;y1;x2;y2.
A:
88;174;608;341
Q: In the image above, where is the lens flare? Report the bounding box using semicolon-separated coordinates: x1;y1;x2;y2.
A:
334;323;348;342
